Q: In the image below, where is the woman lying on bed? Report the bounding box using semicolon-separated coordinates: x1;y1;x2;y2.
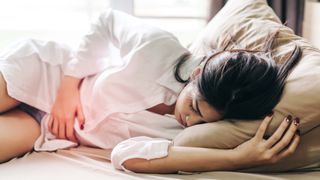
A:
0;9;301;173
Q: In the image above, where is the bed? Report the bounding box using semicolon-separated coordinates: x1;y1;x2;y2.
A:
1;146;320;180
1;0;320;179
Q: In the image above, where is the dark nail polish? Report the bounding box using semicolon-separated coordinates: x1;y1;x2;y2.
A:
80;124;84;130
268;111;274;117
286;118;291;123
286;115;292;123
294;117;300;126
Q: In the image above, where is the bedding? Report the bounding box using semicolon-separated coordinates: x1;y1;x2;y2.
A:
174;0;320;172
1;146;320;180
1;0;320;178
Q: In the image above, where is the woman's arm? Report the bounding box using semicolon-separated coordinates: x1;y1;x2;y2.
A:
64;9;171;78
123;146;238;173
48;75;84;142
122;115;300;173
48;9;172;141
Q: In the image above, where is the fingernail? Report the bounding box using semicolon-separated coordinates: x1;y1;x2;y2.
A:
294;117;300;126
286;115;292;123
80;124;84;130
267;111;274;117
296;129;301;135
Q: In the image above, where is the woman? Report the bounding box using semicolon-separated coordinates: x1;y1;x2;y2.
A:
0;9;300;173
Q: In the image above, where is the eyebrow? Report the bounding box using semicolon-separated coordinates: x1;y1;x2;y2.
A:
194;99;204;118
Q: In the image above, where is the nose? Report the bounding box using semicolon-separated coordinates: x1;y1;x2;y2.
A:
184;115;191;127
185;115;201;127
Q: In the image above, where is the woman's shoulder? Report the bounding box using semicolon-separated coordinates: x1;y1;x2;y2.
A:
107;8;179;43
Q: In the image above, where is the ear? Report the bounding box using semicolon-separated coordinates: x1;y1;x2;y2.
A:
190;66;202;80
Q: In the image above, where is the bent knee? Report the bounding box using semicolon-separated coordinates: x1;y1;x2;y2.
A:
0;109;40;163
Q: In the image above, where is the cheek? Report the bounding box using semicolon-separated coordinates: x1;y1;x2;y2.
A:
179;100;190;115
175;86;192;114
175;95;186;113
175;97;183;113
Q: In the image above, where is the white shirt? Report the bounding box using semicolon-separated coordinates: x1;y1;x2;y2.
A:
0;9;202;171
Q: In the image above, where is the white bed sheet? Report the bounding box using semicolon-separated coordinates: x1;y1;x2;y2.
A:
0;146;319;180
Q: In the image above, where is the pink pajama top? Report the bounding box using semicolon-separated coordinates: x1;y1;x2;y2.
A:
0;9;202;171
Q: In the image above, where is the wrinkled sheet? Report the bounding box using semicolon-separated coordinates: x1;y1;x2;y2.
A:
1;146;319;180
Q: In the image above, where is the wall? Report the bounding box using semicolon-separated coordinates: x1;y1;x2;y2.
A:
303;0;320;49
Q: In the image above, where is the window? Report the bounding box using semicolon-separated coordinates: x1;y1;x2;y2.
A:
0;0;110;51
133;0;211;46
0;0;211;51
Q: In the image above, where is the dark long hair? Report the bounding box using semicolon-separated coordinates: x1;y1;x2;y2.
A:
174;32;302;119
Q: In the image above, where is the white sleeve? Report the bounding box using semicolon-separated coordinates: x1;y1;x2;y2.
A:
64;9;173;78
110;136;172;172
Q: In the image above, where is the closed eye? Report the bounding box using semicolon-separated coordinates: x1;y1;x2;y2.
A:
189;102;197;113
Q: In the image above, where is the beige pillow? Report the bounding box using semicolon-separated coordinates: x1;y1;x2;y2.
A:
174;0;320;172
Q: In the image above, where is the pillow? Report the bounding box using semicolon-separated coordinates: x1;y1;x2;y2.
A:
174;0;320;172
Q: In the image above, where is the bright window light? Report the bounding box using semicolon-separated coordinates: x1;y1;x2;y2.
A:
0;0;110;50
134;0;210;46
0;0;210;51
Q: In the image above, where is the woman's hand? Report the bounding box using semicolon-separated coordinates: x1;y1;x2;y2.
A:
48;76;85;142
234;114;300;168
120;114;300;173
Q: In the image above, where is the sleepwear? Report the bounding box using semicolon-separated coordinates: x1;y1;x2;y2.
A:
18;103;46;124
0;9;202;171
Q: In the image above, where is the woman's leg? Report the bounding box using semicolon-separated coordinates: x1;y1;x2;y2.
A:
0;72;20;113
0;109;40;163
0;71;39;163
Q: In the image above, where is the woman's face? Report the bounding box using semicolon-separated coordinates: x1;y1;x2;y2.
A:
174;83;222;127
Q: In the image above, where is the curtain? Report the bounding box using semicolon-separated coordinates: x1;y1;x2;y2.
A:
267;0;305;35
208;0;305;36
207;0;228;22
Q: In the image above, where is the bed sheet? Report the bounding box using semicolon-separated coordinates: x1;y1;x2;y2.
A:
0;146;319;180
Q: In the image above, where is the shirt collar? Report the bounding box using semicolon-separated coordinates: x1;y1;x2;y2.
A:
156;55;204;95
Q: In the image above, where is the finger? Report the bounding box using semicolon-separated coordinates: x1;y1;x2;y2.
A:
77;105;85;129
48;115;53;131
274;133;300;161
255;114;273;139
270;118;299;154
58;120;66;139
66;118;78;142
52;117;59;137
266;115;292;148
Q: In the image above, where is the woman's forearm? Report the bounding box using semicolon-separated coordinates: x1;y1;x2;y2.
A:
123;146;241;174
122;116;300;174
